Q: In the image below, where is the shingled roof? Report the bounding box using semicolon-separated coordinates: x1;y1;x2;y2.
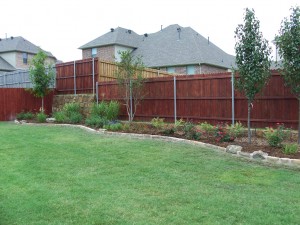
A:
133;25;235;68
0;36;55;58
79;27;142;49
79;24;235;69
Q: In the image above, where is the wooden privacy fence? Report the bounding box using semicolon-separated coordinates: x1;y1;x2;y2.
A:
98;60;173;82
56;58;173;94
0;88;53;121
56;58;98;95
98;71;298;129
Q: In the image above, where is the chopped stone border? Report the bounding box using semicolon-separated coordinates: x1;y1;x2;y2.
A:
18;121;300;169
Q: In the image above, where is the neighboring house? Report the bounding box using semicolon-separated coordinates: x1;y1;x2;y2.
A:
0;36;56;73
79;24;235;74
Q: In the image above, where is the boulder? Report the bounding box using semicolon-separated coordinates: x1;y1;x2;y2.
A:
251;150;268;160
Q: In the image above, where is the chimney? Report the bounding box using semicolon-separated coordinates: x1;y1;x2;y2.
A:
177;27;181;40
128;29;131;34
208;36;210;45
110;28;114;32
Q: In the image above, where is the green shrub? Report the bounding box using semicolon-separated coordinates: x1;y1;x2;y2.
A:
53;111;66;123
199;121;214;136
63;103;81;117
85;115;108;128
282;143;298;155
36;112;47;123
104;123;122;131
16;111;35;120
264;123;290;147
68;112;83;124
227;122;244;138
91;102;107;117
106;101;120;121
214;122;234;142
183;121;201;140
151;117;165;129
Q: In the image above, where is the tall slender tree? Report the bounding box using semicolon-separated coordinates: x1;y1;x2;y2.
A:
29;50;55;111
115;51;145;122
275;6;300;144
234;8;272;144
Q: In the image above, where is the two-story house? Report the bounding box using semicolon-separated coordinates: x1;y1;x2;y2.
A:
0;36;56;73
79;24;235;74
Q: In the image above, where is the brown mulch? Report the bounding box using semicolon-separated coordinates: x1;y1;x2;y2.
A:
118;123;300;159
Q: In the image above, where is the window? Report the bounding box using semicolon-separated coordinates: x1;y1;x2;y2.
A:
23;53;28;64
167;67;175;74
91;48;97;58
187;65;195;75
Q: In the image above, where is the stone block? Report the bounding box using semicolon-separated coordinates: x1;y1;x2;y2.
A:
265;156;280;164
237;151;251;158
291;159;300;167
226;145;242;154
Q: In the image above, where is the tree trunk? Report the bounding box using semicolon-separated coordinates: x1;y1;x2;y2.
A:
248;101;252;144
298;98;300;144
42;97;44;112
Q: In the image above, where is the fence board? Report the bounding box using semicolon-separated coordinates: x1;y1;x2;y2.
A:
0;89;53;121
98;71;298;129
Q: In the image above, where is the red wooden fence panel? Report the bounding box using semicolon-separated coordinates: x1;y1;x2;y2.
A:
98;71;298;129
56;58;98;95
0;89;53;121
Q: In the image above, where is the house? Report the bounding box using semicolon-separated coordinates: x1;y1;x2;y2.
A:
79;24;235;74
0;36;56;73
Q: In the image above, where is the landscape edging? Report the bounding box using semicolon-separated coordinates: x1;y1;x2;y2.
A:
19;122;300;169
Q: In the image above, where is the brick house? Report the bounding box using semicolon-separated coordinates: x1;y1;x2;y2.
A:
79;24;235;74
0;36;56;73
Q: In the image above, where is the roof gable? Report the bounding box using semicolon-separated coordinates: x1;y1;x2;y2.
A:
0;36;55;58
0;56;15;71
79;27;142;49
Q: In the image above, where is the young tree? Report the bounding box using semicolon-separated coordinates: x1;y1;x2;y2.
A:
234;8;272;144
275;6;300;144
115;51;145;121
29;50;55;111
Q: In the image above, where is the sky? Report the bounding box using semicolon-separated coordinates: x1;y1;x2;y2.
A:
1;0;298;62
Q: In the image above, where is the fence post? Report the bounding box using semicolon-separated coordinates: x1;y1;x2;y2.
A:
4;73;6;87
231;71;235;125
174;76;177;123
130;79;133;121
74;61;76;96
96;81;99;105
92;58;95;96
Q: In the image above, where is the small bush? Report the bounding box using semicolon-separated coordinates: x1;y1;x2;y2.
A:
214;122;234;142
63;103;81;117
199;121;214;136
104;123;122;131
282;143;299;155
151;117;165;129
68;112;83;124
36;112;47;123
106;101;120;121
85;116;108;128
16;111;35;120
227;122;244;138
91;102;107;117
183;121;201;140
53;111;66;123
264;123;290;147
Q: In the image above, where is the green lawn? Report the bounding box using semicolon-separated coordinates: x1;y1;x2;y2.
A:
0;122;300;225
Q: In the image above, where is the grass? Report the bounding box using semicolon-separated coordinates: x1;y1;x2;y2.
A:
0;122;300;225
